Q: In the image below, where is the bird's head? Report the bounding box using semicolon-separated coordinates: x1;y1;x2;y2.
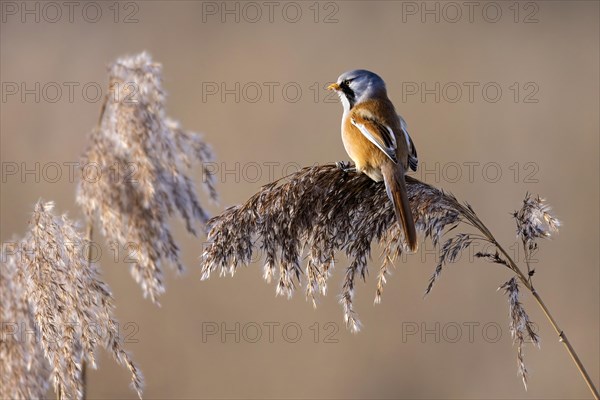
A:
327;69;387;111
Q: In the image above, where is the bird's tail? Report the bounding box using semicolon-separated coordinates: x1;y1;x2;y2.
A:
382;163;418;252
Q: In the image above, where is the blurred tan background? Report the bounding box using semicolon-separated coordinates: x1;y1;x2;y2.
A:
1;1;598;398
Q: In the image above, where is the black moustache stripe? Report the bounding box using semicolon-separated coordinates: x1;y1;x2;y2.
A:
340;83;356;108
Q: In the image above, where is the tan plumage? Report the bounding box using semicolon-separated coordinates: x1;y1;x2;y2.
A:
329;70;418;252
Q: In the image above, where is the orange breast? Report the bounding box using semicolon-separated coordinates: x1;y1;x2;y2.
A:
341;115;387;180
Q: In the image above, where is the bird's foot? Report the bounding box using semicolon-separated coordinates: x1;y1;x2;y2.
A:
336;161;356;173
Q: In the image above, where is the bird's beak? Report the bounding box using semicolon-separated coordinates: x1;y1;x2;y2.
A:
327;82;340;91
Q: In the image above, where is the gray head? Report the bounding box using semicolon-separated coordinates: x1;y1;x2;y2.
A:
327;69;387;111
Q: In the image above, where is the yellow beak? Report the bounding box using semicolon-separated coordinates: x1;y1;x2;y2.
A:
327;82;340;91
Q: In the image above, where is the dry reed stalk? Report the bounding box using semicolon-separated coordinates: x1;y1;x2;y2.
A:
201;164;462;330
200;163;598;398
1;241;51;399
1;201;143;399
77;52;217;304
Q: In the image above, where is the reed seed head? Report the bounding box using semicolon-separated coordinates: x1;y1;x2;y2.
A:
77;52;217;303
2;201;143;399
499;277;540;389
201;164;463;332
1;240;51;399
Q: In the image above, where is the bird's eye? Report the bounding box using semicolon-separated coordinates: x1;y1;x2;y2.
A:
343;79;351;86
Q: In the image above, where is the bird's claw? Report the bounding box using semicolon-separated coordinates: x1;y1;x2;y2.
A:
336;161;356;173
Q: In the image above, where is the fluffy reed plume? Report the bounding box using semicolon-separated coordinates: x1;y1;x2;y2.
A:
200;163;600;396
515;194;561;244
1;241;50;399
2;201;143;399
514;194;561;283
77;52;217;303
201;164;462;332
499;277;539;389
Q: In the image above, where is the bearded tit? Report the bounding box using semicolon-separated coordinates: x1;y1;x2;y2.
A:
328;69;419;252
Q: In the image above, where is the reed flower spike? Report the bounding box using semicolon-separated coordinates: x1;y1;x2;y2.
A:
77;52;217;303
1;241;50;399
1;201;143;399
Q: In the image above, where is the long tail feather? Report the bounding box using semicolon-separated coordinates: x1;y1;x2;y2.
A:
382;163;418;252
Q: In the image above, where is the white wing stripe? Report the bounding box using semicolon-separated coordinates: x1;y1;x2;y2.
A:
351;118;397;163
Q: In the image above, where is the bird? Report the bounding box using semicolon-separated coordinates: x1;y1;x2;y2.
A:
328;69;419;252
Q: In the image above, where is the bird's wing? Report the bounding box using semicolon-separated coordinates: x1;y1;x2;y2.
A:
350;111;398;164
399;115;418;172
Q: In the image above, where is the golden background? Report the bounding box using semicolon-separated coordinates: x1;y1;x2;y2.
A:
1;1;598;398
